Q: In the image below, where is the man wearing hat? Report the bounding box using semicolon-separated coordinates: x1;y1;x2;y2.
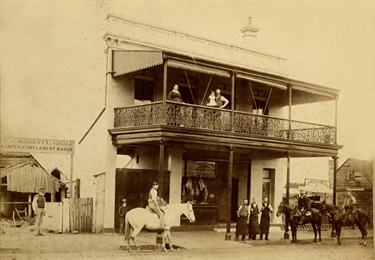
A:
32;187;46;236
118;199;128;235
148;182;165;229
297;189;311;225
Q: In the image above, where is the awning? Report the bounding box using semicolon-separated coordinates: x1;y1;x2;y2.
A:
168;60;230;78
236;73;287;90
112;50;163;77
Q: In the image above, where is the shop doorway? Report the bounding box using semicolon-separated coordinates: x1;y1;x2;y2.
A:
262;168;275;223
114;169;170;232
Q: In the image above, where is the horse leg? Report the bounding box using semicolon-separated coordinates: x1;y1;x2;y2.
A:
126;226;134;251
124;216;132;251
162;230;168;251
292;226;297;244
336;224;342;246
130;227;142;251
331;221;336;237
318;221;322;242
312;221;317;243
166;229;174;251
359;225;367;246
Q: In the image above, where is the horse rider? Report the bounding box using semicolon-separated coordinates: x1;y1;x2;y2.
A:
342;191;357;225
297;190;311;225
148;182;165;229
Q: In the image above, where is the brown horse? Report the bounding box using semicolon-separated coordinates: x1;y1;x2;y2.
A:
349;209;369;246
319;202;369;246
318;202;344;245
276;202;322;244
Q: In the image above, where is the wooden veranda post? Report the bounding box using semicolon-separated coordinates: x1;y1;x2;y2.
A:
332;156;338;205
288;84;292;138
162;59;168;124
225;145;234;240
70;154;74;198
284;153;291;240
158;139;165;197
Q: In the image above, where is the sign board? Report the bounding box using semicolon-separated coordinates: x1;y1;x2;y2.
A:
299;178;332;193
186;160;216;178
1;136;75;155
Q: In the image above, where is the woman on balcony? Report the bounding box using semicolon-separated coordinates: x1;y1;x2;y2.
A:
168;84;184;103
168;84;185;126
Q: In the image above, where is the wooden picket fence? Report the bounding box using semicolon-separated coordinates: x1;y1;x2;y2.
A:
70;197;93;233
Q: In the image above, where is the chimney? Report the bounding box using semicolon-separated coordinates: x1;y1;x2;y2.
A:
240;17;260;50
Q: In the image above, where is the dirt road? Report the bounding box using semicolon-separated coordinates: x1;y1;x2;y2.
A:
1;221;373;260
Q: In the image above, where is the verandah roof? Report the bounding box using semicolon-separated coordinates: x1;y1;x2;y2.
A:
111;50;339;105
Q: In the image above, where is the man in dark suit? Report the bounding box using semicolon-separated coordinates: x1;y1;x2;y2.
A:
297;190;311;225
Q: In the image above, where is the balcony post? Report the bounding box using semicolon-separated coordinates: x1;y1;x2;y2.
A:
334;98;338;144
225;145;235;240
284;152;291;240
231;71;235;132
163;60;168;124
332;156;338;204
159;139;166;198
288;84;292;138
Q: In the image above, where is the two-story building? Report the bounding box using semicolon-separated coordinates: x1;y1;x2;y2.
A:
77;15;342;235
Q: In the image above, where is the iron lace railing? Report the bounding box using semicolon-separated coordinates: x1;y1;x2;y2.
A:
114;101;336;144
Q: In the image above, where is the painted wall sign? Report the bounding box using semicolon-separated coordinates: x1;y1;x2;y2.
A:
1;136;75;155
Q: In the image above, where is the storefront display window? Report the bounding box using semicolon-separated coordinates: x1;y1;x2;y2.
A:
181;160;216;205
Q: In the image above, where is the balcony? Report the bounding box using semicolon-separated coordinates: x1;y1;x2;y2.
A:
113;101;336;146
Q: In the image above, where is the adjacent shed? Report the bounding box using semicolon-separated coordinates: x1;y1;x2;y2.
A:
335;158;373;215
0;152;66;218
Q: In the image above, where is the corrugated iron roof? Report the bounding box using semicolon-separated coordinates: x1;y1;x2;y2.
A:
0;153;66;193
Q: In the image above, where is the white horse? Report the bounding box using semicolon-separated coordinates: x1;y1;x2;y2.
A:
124;202;195;251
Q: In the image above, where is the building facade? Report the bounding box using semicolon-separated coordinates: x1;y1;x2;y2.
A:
335;158;373;215
77;15;342;234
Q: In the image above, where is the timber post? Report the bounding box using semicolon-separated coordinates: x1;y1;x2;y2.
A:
225;145;235;240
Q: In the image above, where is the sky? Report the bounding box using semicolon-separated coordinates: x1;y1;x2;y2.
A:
1;1;374;180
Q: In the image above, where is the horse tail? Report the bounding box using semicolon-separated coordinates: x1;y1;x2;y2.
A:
124;214;131;241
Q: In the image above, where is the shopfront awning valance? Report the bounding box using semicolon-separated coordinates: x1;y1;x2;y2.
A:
168;60;231;78
112;51;164;77
236;73;287;90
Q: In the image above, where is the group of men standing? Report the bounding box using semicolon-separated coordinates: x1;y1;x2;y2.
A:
235;197;273;241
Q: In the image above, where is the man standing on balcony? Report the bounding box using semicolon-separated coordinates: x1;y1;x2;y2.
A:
148;182;165;229
214;89;229;108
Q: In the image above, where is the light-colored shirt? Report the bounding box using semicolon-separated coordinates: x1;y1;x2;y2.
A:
237;205;250;217
32;194;46;211
261;203;273;213
343;196;356;208
149;188;158;201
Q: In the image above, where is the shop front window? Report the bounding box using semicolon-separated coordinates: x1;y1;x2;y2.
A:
182;160;216;205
